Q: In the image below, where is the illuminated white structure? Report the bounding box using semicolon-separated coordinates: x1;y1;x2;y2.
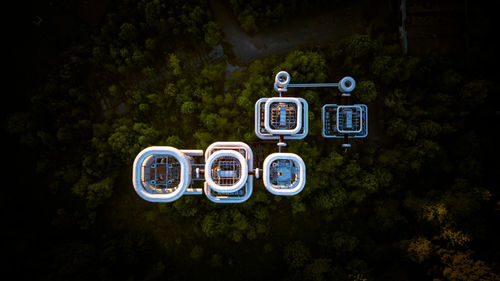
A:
255;71;310;194
204;142;254;203
255;97;309;140
263;153;305;196
321;104;368;139
338;77;356;95
132;146;203;202
255;71;309;140
132;70;368;203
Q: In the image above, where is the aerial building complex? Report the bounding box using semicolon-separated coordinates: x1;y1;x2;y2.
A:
133;71;368;203
204;142;254;203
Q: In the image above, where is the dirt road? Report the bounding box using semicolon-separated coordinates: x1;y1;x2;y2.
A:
210;0;371;63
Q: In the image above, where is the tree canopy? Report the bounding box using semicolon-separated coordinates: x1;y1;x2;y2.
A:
10;1;500;280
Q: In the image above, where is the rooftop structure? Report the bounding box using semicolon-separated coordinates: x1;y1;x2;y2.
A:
263;153;306;196
204;142;254;203
132;147;203;202
255;97;309;140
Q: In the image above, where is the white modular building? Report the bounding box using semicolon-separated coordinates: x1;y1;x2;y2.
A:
263;153;306;196
204;142;254;203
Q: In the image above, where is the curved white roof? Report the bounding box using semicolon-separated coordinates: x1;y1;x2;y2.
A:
132;146;191;202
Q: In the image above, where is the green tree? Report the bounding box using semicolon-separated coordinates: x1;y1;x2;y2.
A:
119;22;137;42
284;241;311;269
190;245;204;261
407;237;434;263
277;50;327;83
168;54;182;76
343;34;378;59
145;38;156;50
304;258;332;281
313;187;348;210
72;176;114;209
181;101;197;115
204;21;222;47
355;80;377;103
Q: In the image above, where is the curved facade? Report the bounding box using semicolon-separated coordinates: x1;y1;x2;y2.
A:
263;153;306;196
132;146;192;202
204;142;254;203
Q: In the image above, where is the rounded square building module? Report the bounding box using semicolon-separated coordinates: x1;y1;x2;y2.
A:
255;98;309;140
264;98;303;135
204;142;254;203
336;105;364;134
263;153;306;196
205;150;248;193
322;104;368;138
133;146;192;202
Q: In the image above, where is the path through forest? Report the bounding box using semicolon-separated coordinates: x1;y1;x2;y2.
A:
210;0;371;63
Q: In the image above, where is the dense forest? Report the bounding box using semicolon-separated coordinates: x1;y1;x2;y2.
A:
7;0;499;280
